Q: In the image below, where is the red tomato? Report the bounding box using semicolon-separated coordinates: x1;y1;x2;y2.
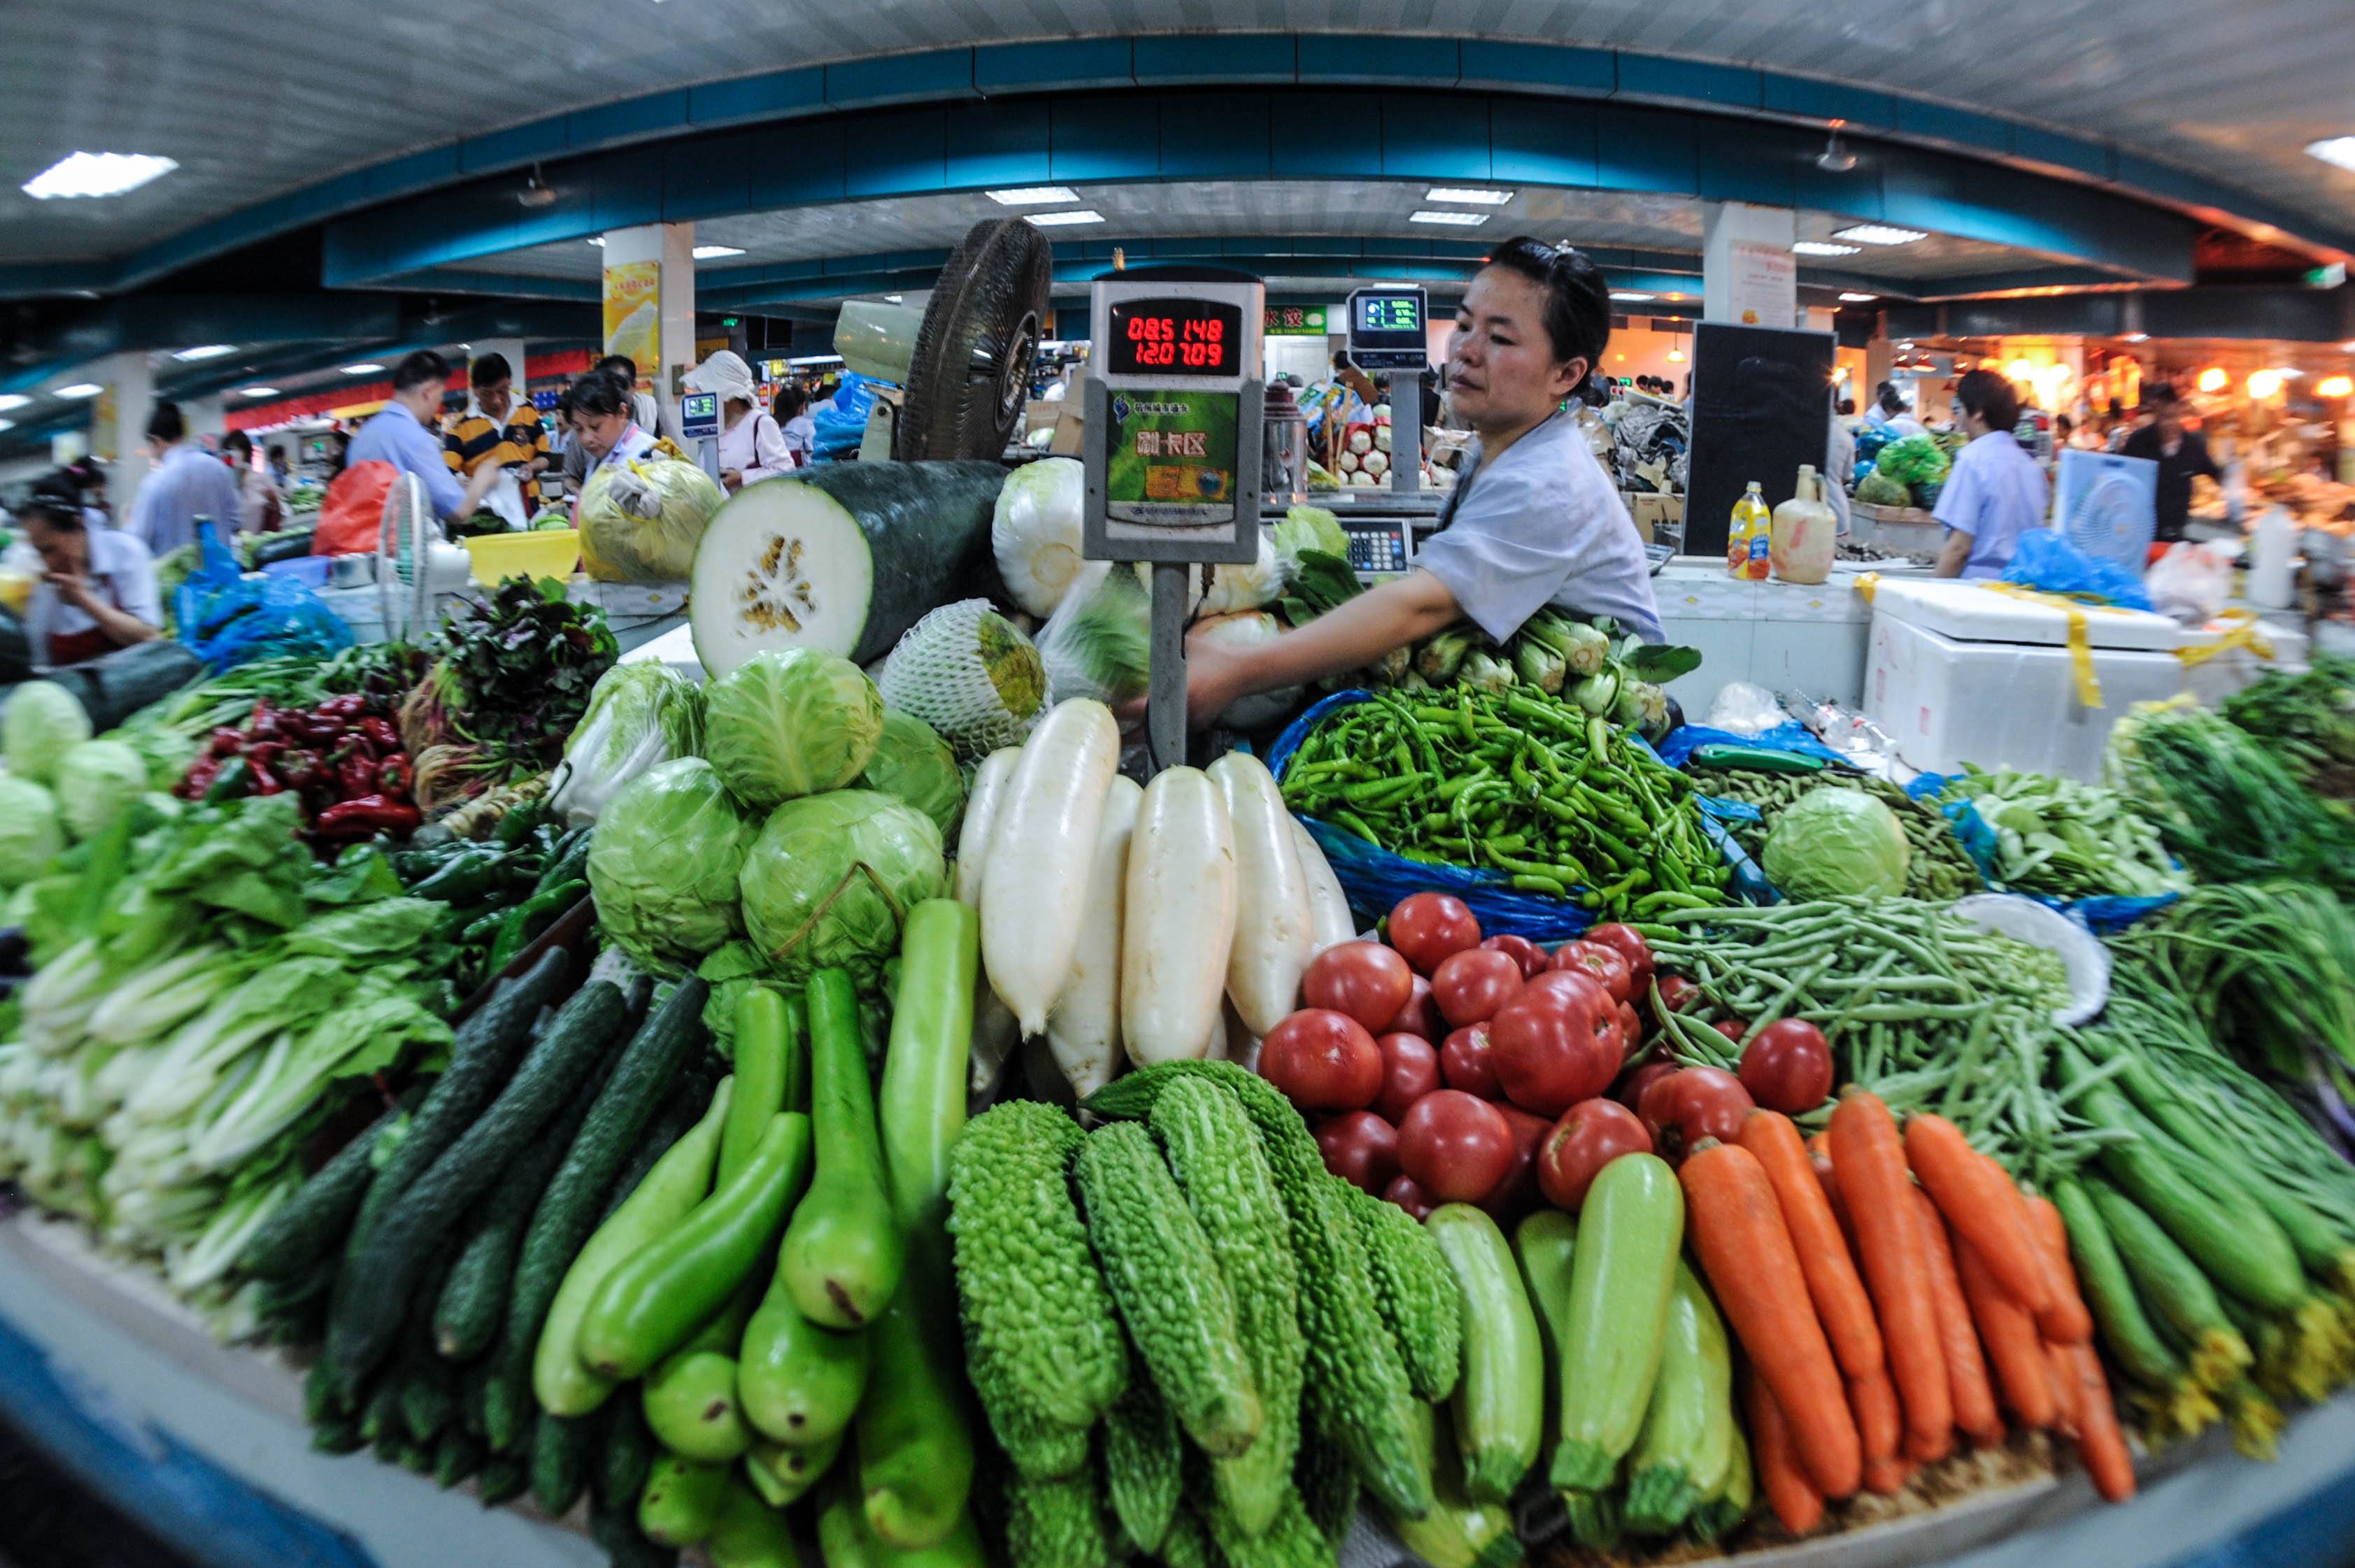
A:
1301;941;1416;1034
1373;1032;1444;1124
1615;1058;1679;1112
1739;1018;1835;1114
1538;1099;1653;1210
1551;941;1634;1005
1431;947;1525;1029
1637;1069;1688;1147
1316;1111;1400;1194
1482;1104;1555;1223
1580;924;1656;992
1258;1009;1384;1113
1395;1090;1516;1204
1487;972;1623;1117
1439;1022;1499;1099
1383;1172;1436;1222
1382;974;1444;1041
1479;933;1549;979
1655;974;1702;1020
1713;1019;1749;1045
1651;1066;1755;1153
1616;1000;1642;1050
1387;893;1481;976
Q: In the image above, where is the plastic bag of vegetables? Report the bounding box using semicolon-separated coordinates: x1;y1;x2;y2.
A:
1192;611;1303;729
548;661;705;825
577;454;725;582
588;757;758;973
1037;562;1151;706
1872;434;1950;490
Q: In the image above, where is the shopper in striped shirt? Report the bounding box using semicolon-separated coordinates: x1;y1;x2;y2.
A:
442;352;549;526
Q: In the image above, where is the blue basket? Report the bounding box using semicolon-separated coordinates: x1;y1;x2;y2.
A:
1902;773;2177;934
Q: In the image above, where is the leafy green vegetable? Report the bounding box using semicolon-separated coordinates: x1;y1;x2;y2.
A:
548;662;704;826
588;757;757;974
1272;506;1345;576
1041;566;1152;705
54;740;148;843
6;681;92;783
858;709;965;840
1873;434;1951;489
398;578;618;806
2219;655;2355;799
1855;469;1912;508
704;648;885;808
0;777;64;886
1937;764;2186;900
1760;786;1911;899
578;455;725;583
737;788;944;985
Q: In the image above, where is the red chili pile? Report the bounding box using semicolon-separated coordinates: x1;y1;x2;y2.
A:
176;695;422;841
1258;892;1833;1225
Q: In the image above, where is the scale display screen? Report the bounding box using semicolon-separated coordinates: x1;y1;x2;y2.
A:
1354;291;1424;340
1107;297;1243;376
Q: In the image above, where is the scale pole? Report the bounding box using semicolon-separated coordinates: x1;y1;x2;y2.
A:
1146;564;1191;776
1390;373;1421;495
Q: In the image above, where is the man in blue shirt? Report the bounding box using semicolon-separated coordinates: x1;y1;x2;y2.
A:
346;350;505;523
125;401;245;556
1933;370;2049;580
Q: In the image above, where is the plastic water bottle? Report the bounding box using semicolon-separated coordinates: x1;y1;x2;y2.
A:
2248;505;2296;609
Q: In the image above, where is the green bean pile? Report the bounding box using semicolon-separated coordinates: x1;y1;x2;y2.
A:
1695;765;1979;899
1646;899;2092;1181
1277;687;1730;920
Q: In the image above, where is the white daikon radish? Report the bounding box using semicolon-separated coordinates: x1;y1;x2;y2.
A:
1209;751;1315;1036
1292;819;1358;955
1045;774;1140;1099
953;746;1023;908
1207;995;1261;1072
1122;767;1237;1067
981;699;1120;1034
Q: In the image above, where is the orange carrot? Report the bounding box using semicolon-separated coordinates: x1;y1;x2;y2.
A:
2045;1338;2082;1439
1911;1188;2004;1446
1746;1369;1826;1536
1742;1110;1886;1381
2064;1341;2137;1502
1681;1141;1863;1498
2022;1190;2096;1346
1861;1454;1914;1496
1829;1090;1951;1460
1848;1368;1901;1471
1953;1232;2058;1429
1813;1141;1855;1243
1904;1114;2054;1319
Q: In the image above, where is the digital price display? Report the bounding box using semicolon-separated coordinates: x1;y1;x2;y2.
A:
1355;292;1424;337
1346;286;1431;371
1107;297;1243;377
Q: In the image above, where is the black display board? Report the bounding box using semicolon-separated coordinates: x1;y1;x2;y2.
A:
1685;322;1836;559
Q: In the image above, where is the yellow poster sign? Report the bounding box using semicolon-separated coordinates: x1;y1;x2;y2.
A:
90;382;118;462
602;261;662;382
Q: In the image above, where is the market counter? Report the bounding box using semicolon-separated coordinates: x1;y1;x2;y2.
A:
313;576;687;655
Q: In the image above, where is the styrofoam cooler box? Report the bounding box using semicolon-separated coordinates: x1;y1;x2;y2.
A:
1863;578;2189;781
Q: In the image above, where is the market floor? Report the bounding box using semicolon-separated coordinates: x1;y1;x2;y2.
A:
0;1416;197;1568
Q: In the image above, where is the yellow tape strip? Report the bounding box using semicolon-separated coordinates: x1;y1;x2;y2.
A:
1978;581;2123;708
1853;571;1879;606
2175;608;2276;669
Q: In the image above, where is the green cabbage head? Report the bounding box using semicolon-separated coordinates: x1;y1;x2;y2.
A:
4;681;92;784
704;647;883;808
0;776;64;885
739;789;944;984
55;739;149;841
1762;786;1912;899
588;757;757;972
858;709;965;839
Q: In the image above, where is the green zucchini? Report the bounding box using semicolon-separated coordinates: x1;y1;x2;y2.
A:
639;1455;730;1548
779;969;906;1329
643;1351;753;1463
534;1080;733;1418
1512;1210;1579;1370
720;990;791;1185
747;1430;841;1509
2053;1176;2186;1394
739;1277;871;1447
1425;1204;1542;1504
1383;1402;1525;1568
2084;1176;2252;1393
851;1273;972;1549
1550;1153;1685;1491
1623;1260;1735;1534
532;1409;605;1518
704;1474;799;1568
1688;1420;1754;1541
327;978;632;1395
241;1091;419;1280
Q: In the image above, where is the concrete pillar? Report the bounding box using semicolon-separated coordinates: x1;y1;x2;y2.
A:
80;351;153;517
183;395;225;447
599;223;696;441
1865;334;1895;404
464;338;530;404
1701;203;1798;327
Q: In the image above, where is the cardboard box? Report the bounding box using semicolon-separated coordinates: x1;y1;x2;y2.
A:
1048;403;1087;456
1621;490;1684;543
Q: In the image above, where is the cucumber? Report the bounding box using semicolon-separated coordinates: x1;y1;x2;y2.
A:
779;969;905;1328
706;1475;800;1568
643;1350;753;1462
478;1449;531;1509
1425;1204;1542;1505
241;1090;419;1280
748;1430;841;1509
590;1504;681;1568
739;1277;871;1447
877;901;980;1241
1623;1260;1735;1534
582;1112;813;1379
639;1455;730;1548
435;1427;487;1490
1550;1153;1685;1492
534;1081;733;1418
720;990;791;1185
532;1409;606;1518
597;1397;660;1517
326;979;632;1396
2053;1176;2186;1394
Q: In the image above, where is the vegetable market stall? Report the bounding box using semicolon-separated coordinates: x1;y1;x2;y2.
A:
312;577;690;657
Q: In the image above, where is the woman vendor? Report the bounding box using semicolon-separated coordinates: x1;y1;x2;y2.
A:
568;369;660;489
17;494;162;667
1174;238;1661;727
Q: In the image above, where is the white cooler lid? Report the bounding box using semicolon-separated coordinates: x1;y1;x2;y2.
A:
1865;576;2182;652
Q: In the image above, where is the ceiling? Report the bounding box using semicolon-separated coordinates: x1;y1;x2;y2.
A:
4;2;2352;270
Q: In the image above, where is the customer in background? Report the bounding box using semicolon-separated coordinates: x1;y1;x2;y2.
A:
443;352;549;526
1867;382;1928;441
683;351;791;491
218;431;283;534
774;384;814;469
124;401;244;556
569;371;658;487
1933;369;2047;580
593;355;663;436
59;458;112;531
2120;383;2221;544
1823;387;1854;536
343;350;506;525
17;494;160;667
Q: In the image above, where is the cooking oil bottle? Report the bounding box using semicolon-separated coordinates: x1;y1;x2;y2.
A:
1728;481;1772;580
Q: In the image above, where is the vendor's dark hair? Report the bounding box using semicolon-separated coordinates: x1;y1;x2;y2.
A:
595;354;636;380
392;350;449;393
221;429;252;458
20;495;83;532
773;383;809;421
1481;238;1611;371
1954;369;2019;434
146;401;185;443
469;352;513;387
570;370;633;420
2145;381;2182;407
1876;381;1906;415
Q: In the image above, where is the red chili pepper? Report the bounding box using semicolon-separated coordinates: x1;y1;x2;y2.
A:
338;755;378;799
243;739;286;771
180;757;222;799
252;769;285;796
277;748;323;790
378;755;413;801
311;795;422;839
357;718;401;753
210;727;246;757
247;712;283;742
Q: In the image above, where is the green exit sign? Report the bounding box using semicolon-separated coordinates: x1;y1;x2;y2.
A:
2305;264;2346;289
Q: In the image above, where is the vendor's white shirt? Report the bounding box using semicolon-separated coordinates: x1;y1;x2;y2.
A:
1414;410;1664;643
23;528;162;660
718;409;792;485
1933;430;2049;580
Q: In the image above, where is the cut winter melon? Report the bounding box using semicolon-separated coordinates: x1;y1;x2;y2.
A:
689;461;1008;677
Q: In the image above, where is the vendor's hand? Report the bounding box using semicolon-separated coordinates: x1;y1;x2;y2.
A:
42;570;94;611
721;469;744;492
1114;627;1252;732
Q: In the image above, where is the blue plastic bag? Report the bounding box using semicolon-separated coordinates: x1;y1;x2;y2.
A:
1902;772;2176;934
2000;529;2154;612
810;372;876;462
174;521;353;674
1650;722;1850;770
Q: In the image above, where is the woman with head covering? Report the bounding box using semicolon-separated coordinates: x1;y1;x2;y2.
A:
683;351;792;492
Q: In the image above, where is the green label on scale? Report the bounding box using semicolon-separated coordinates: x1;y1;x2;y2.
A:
1103;388;1239;526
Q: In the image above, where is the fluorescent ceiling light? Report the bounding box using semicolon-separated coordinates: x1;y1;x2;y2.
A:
173;343;237;362
1410;210;1488;227
1833;224;1927;245
53;383;104;399
1793;241;1860;257
0;420;13;433
884;294;904;304
988;185;1079;206
341;362;384;376
1026;209;1104;227
21;150;177;199
586;236;606;247
1838;292;1878;303
2122;332;2149;343
1609;291;1656;302
0;394;29;413
236;387;279;398
2304;136;2355;173
692;244;746;260
1426;187;1513;206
